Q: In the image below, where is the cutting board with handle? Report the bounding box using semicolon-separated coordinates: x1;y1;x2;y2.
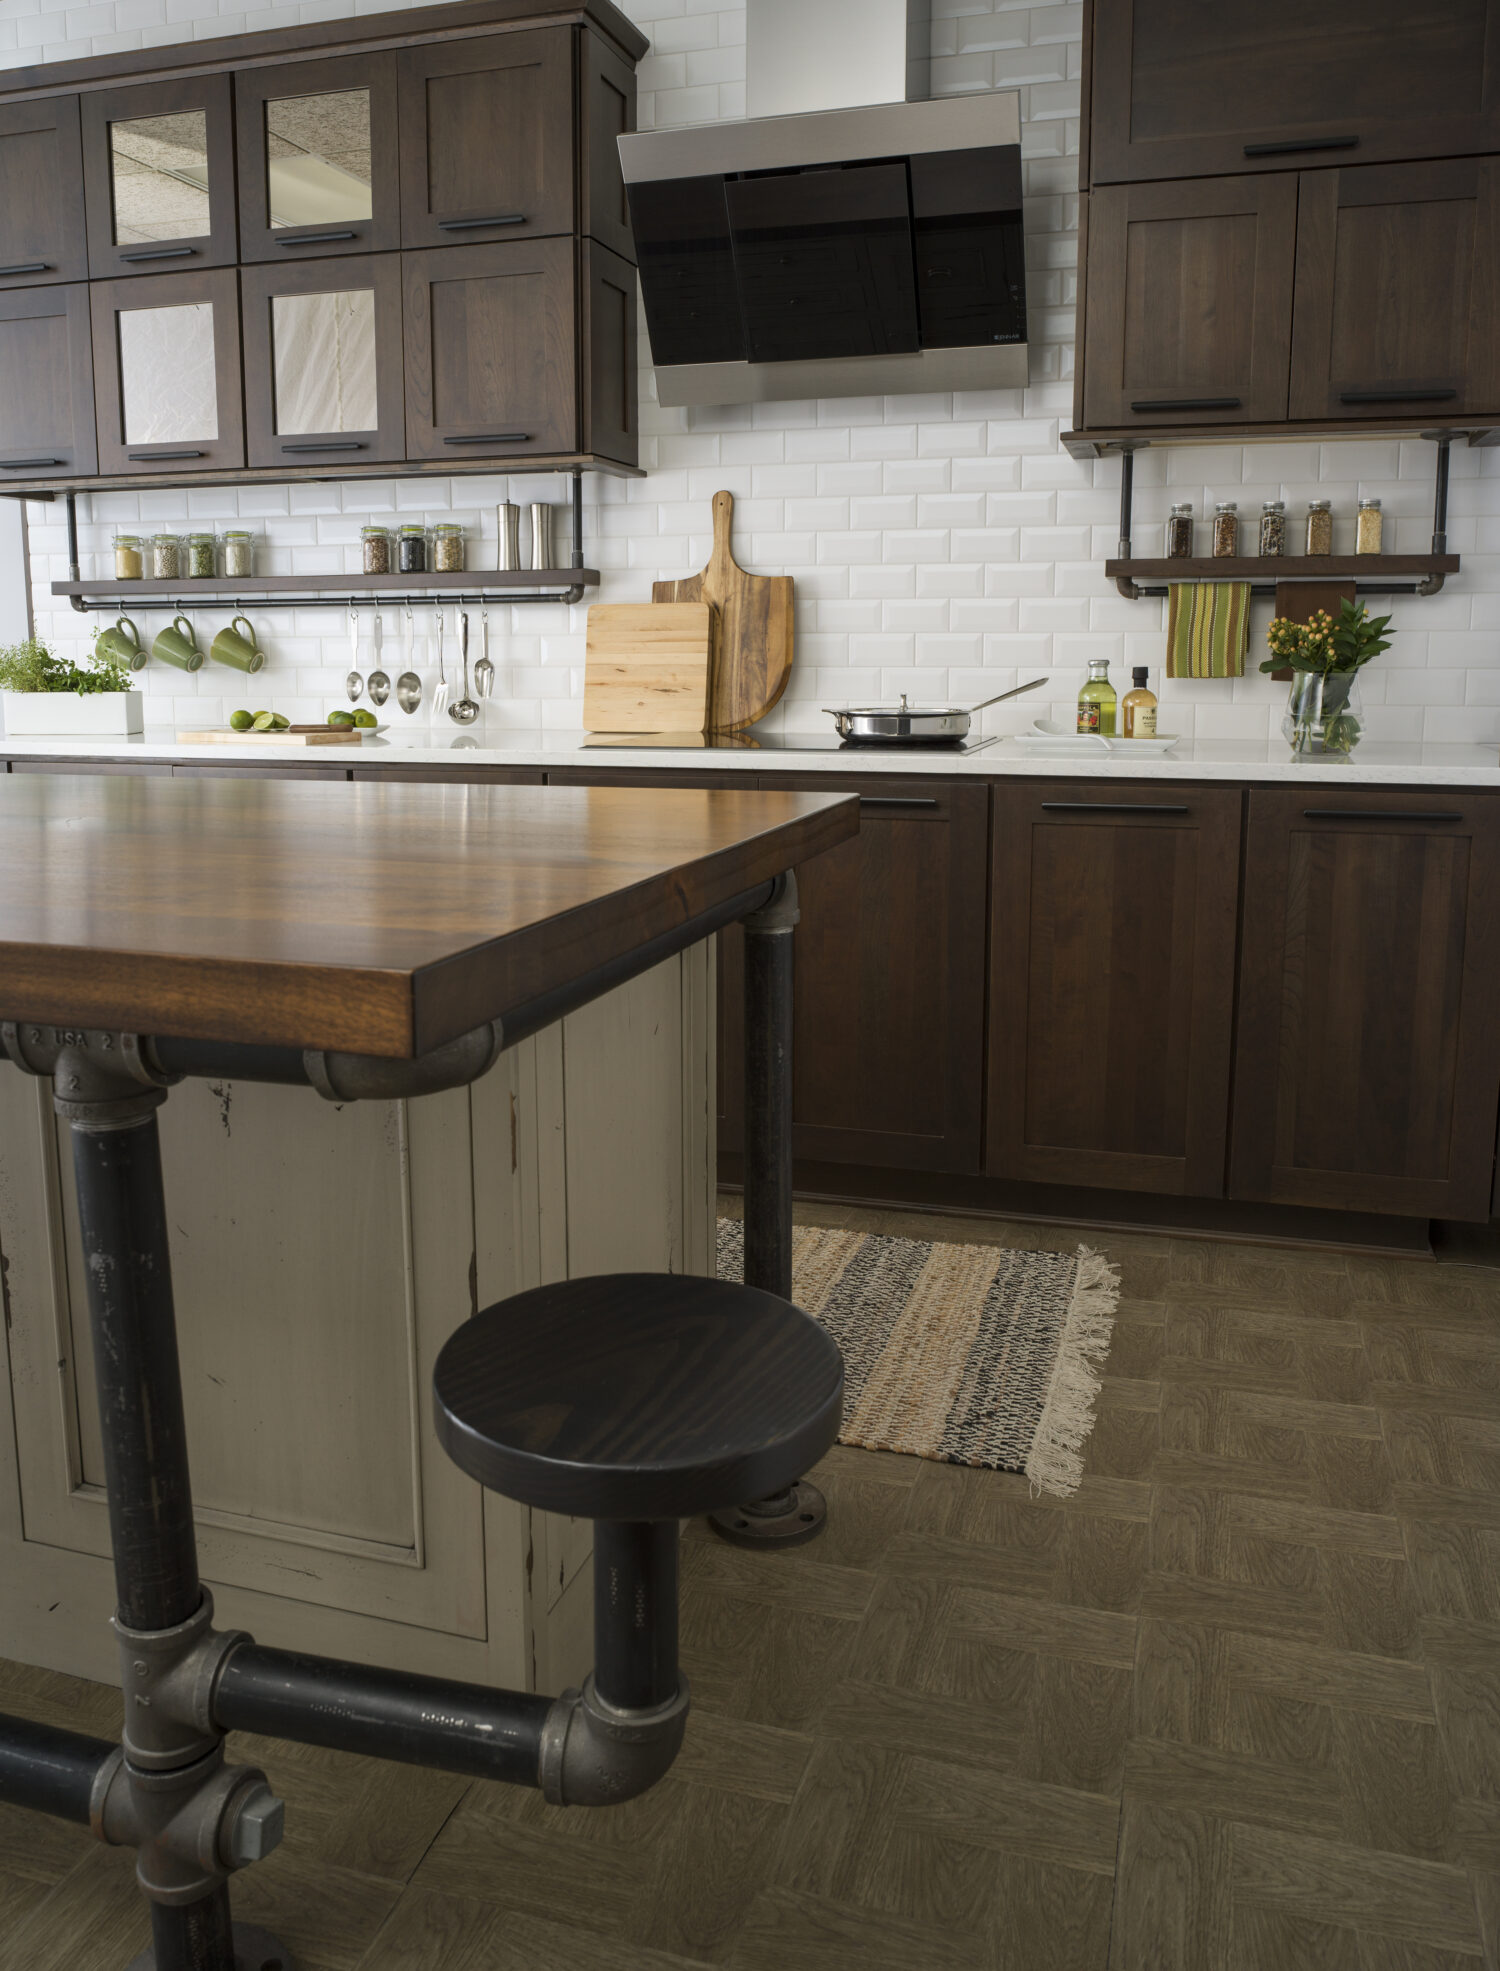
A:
653;490;794;731
583;601;717;732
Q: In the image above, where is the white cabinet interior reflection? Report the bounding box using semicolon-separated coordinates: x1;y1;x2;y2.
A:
273;287;377;432
109;111;211;245
91;267;243;472
119;298;218;442
266;90;373;229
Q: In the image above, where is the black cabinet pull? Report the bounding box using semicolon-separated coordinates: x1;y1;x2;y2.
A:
275;230;358;245
1303;808;1462;822
1339;387;1457;404
858;796;940;809
280;440;366;452
1042;802;1190;815
120;245;196;262
437;214;526;230
0;457;62;469
1130;397;1241;413
127;448;205;460
1244;135;1358;156
443;433;530;445
0;261;50;276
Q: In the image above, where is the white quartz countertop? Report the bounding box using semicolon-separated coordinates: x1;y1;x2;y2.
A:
1;728;1498;786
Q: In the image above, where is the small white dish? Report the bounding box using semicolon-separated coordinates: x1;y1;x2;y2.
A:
1012;718;1180;757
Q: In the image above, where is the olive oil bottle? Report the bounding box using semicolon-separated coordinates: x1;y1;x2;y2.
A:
1077;658;1117;736
1122;666;1158;737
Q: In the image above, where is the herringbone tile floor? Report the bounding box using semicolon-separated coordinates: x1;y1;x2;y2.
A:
2;1205;1497;1968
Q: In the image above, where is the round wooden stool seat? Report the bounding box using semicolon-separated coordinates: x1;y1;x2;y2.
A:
432;1274;843;1521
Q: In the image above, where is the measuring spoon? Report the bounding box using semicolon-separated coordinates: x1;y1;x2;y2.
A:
345;602;363;703
367;610;390;708
395;601;422;714
450;611;479;724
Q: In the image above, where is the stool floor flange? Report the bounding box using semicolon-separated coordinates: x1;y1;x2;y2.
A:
126;1922;296;1971
708;1479;828;1549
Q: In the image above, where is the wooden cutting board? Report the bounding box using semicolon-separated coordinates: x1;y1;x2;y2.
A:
653;490;794;731
583;601;716;732
177;726;364;745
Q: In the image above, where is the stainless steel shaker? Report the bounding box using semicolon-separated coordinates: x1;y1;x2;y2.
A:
529;502;555;571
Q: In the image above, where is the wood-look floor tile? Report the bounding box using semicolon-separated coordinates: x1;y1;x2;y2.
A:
1313;1432;1398;1514
1403;1523;1500;1625
1323;1551;1425;1659
1334;1712;1460;1861
667;1709;814;1805
1107;1799;1231;1971
1228;1633;1434;1720
226;1850;403;1970
1225;1689;1335;1772
1357;1937;1490;1971
946;1583;1138;1668
1131;1620;1230;1746
1139;1571;1326;1644
679;1591;865;1731
721;1886;985;1971
625;1782;787;1962
1227;1903;1364;1970
1014;1655;1135;1797
1427;1655;1500;1806
1151;1447;1313;1502
841;1574;953;1688
815;1676;1022;1772
768;1738;910;1903
1054;1511;1149;1612
1232;1825;1485;1955
1122;1736;1344;1838
7;1846;149;1971
877;1527;1057;1600
983;1854;1117;1971
895;1756;1120;1875
356;1890;705;1971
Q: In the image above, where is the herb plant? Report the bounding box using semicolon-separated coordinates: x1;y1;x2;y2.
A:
0;637;132;695
1262;600;1393;757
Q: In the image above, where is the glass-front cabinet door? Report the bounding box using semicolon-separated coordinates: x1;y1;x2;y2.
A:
90;268;243;474
241;256;404;466
0;99;89;289
0;287;97;478
81;77;237;279
235;54;401;262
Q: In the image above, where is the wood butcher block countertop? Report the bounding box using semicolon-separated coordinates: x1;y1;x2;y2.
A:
0;775;858;1056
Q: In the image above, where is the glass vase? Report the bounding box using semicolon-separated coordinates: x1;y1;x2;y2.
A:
1283;670;1364;757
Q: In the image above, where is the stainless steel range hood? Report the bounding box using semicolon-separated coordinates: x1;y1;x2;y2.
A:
618;0;1028;409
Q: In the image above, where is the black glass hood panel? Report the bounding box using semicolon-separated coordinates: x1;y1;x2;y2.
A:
911;146;1026;349
628;174;745;368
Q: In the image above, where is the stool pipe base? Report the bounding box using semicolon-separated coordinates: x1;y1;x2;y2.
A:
592;1521;679;1712
0;1713;118;1825
147;1889;236;1971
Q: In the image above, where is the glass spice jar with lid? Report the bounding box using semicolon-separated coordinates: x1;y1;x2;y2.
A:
223;529;254;577
1166;502;1194;558
150;534;181;581
433;522;465;572
187;532;217;579
1305;499;1333;555
361;525;391;575
114;534;143;580
1258;501;1286;556
1211;502;1239;557
398;524;426;574
1356;497;1383;554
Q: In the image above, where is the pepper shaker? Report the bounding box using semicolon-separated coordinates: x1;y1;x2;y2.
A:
497;502;523;571
529;503;555;572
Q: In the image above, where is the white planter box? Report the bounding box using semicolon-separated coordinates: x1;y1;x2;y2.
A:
3;691;145;735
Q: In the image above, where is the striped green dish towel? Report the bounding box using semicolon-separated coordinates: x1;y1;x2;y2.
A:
1166;582;1251;678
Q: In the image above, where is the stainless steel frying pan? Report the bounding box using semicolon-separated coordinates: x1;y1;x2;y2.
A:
821;676;1048;743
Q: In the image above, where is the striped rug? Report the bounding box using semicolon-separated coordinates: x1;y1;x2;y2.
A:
716;1222;1119;1498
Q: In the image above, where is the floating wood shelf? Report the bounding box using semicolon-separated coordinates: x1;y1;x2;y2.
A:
52;570;600;600
1103;555;1460;582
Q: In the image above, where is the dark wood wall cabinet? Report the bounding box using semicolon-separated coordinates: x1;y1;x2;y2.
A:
0;0;646;490
1073;0;1500;449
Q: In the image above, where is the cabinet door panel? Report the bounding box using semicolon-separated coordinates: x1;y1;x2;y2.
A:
581;29;637;263
0;97;87;289
0;285;96;479
988;784;1242;1195
1083;177;1297;429
1091;0;1500;184
242;253;405;468
398;29;574;250
81;75;237;280
402;239;575;461
1290;160;1500;422
90;268;244;475
1230;791;1500;1219
582;239;638;467
236;52;401;262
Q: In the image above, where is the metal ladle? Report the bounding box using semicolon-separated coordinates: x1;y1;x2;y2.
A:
449;611;480;724
367;610;390;708
473;602;494;699
345;603;363;703
395;601;422;714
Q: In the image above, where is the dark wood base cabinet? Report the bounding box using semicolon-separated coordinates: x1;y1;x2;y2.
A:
1229;791;1500;1220
987;782;1243;1195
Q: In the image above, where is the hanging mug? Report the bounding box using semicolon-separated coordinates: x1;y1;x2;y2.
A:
210;615;265;675
152;614;203;673
95;616;144;673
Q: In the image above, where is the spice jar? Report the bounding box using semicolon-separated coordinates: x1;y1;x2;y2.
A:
1305;499;1333;556
1258;501;1286;557
114;534;143;580
398;524;426;574
1166;503;1194;558
1211;502;1239;557
187;532;217;578
433;522;465;572
1356;497;1383;555
150;534;181;581
223;530;254;578
361;525;391;575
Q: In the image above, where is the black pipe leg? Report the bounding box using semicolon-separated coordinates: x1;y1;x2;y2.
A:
711;872;828;1550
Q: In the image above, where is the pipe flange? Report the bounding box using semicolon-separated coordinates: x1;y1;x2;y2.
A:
114;1592;249;1772
539;1673;690;1808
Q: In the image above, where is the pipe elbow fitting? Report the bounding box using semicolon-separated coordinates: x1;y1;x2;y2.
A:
538;1674;689;1808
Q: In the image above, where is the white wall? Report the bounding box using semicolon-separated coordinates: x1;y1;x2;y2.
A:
8;0;1499;744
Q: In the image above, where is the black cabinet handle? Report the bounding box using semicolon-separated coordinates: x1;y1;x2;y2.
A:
1042;802;1190;815
858;796;940;809
127;448;205;460
1339;387;1457;404
0;457;62;468
1130;397;1241;413
1244;135;1358;156
437;214;527;230
275;230;359;245
280;440;366;452
120;245;195;262
1303;808;1462;822
443;433;530;445
0;261;50;276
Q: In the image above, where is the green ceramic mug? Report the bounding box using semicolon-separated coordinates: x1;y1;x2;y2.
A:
210;615;265;675
95;616;144;673
152;614;203;673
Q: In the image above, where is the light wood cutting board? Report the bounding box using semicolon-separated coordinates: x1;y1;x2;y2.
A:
583;601;716;732
653;490;794;731
176;726;363;745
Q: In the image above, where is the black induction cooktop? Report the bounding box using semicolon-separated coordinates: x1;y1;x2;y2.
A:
582;732;1001;755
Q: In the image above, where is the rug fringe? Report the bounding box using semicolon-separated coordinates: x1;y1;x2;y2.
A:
1024;1245;1121;1500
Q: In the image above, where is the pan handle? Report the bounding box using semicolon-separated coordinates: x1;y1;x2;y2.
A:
966;676;1049;715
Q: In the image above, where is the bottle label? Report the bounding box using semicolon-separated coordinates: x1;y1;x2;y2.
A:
1078;703;1100;733
1135;705;1157;736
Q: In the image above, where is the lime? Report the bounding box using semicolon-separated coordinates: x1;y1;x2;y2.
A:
251;711;275;731
269;713;290;731
229;709;253;731
328;709;355;727
352;709;376;728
